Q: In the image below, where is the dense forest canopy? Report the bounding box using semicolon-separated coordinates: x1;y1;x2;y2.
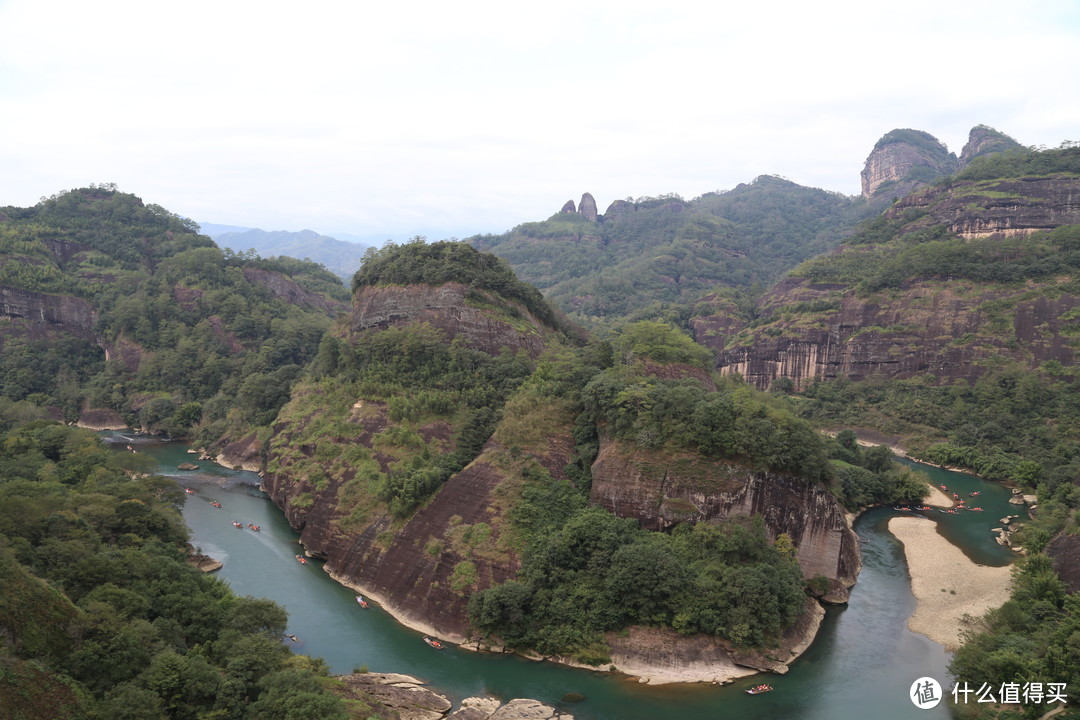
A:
0;411;355;719
0;187;346;442
469;176;871;328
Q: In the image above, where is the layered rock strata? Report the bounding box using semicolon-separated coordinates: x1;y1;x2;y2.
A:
589;438;860;603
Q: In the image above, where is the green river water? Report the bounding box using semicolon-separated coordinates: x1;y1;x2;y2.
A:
113;435;1018;719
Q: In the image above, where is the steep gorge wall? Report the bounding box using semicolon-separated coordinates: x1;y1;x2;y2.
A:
589;438;860;603
893;177;1080;238
261;442;527;640
707;278;1080;390
259;281;572;639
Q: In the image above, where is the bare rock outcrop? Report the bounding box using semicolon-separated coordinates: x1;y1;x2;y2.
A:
589;438;860;603
603;597;823;683
709;274;1080;391
215;432;264;473
892;176;1080;239
265;434;538;639
336;673;452;720
603;199;634;219
559;199;576;214
241;267;346;315
577;193;598;222
860;129;957;198
76;408;128;431
0;286;97;338
350;282;550;359
335;673;576;720
959;125;1023;168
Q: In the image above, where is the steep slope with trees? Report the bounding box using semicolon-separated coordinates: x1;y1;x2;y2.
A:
0;186;347;445
0;407;359;719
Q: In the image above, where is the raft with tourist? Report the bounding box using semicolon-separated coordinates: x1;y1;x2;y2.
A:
746;684;773;695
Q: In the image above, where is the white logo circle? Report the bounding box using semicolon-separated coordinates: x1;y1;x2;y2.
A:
910;677;942;709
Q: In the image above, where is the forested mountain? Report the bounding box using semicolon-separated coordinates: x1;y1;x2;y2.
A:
255;240;929;671
469;176;871;328
0;186;347;443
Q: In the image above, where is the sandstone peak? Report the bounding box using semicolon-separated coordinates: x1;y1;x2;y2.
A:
579;192;598;221
560;199;576;214
860;128;957;198
959;125;1023;168
604;199;635;218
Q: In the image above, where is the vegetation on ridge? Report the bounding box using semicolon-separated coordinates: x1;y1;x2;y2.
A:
470;176;870;328
0;187;345;442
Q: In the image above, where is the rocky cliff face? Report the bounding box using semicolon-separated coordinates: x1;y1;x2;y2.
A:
959;125;1023;167
589;438;860;602
699;171;1080;390
705;276;1080;390
0;286;97;339
241;267;347;315
260;278;577;639
262;396;578;641
892;176;1080;238
1046;532;1080;593
860;129;957;198
350;282;551;358
262;439;528;640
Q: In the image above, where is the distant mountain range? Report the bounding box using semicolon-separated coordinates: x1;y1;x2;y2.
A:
198;224;381;281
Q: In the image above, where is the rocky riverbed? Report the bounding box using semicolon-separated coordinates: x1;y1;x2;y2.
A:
336;673;576;720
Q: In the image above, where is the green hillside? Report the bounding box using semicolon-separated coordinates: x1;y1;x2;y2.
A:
0;186;347;442
470;176;870;328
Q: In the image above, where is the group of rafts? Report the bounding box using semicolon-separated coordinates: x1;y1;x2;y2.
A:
184;488;261;530
894;485;983;514
189;486;451;650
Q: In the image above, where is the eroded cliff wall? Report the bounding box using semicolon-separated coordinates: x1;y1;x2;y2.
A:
589;438;860;603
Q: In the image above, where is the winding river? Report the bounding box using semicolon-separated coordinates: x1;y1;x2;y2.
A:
116;435;1017;719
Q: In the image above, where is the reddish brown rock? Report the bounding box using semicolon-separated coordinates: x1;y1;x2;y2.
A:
711;275;1080;390
891;176;1080;238
589;438;860;603
860;129;957;198
76;408;128;431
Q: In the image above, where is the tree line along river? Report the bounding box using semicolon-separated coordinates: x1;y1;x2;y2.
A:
113;434;1017;720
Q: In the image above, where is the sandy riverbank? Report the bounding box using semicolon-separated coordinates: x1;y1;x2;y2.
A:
922;484;954;507
327;566;824;685
888;517;1013;651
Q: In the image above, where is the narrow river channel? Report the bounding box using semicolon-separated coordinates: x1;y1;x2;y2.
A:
112;434;1018;719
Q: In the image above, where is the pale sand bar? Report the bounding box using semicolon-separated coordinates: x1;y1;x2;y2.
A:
888;517;1012;651
923;483;954;508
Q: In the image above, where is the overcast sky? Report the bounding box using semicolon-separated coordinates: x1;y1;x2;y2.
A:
2;0;1078;241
